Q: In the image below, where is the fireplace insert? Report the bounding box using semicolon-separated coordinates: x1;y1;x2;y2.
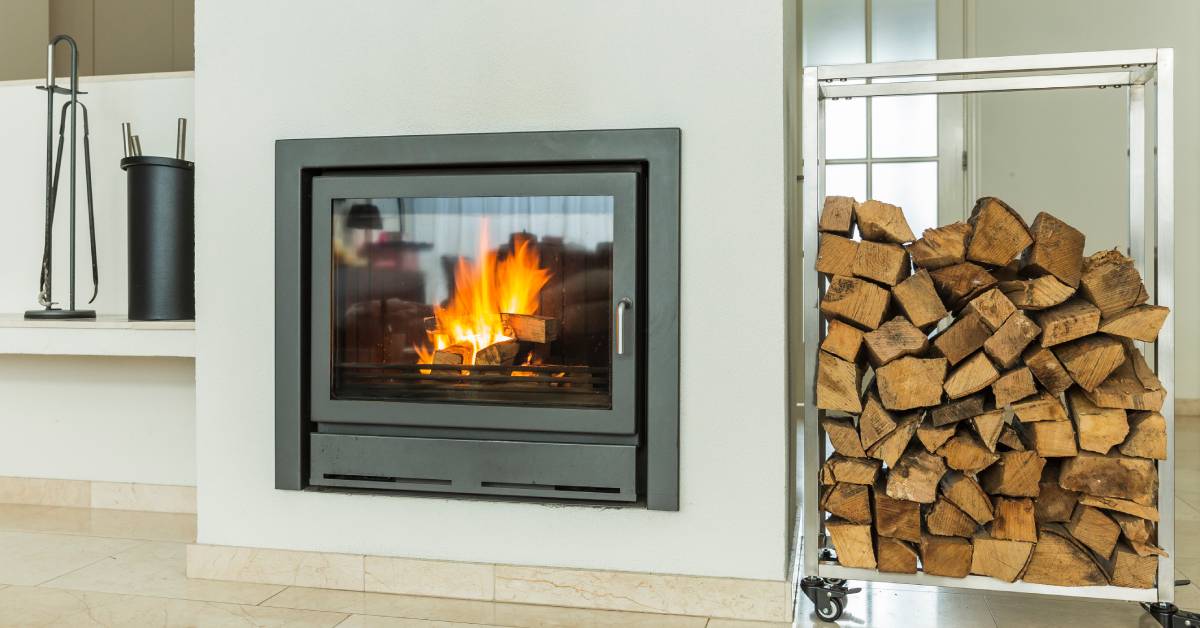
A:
276;129;680;509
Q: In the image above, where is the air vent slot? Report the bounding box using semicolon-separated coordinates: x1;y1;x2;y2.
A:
481;481;621;494
324;473;451;486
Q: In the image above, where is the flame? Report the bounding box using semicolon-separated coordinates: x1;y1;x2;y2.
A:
416;223;551;365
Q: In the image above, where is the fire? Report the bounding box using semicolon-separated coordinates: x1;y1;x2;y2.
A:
416;224;551;365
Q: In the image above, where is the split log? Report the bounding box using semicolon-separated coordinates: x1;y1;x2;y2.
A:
930;263;998;310
826;454;883;486
907;222;971;270
874;480;922;543
887;447;948;504
892;269;949;329
1036;463;1080;523
931;394;986;427
822;416;867;458
941;472;994;524
1077;494;1159;522
1067;389;1129;455
966;197;1033;267
859;391;898;450
1017;418;1078;458
1065;504;1121;559
1119;412;1167;460
475;340;519;366
876;356;947;410
877;537;920;574
982;311;1041;369
864;316;928;365
1033;299;1100;347
821;319;865;362
826;519;876;569
932;311;992;366
820;275;891;330
867;413;921;468
821;482;873;524
965;288;1017;332
919;534;973;578
970;533;1034;582
853;240;911;286
500;313;559;343
1098;304;1170;342
991;496;1038;543
1096;541;1158;588
943;351;1000;400
1011;391;1068;423
1059;452;1157;503
432;343;472;365
819;196;857;236
816;352;863;413
937;431;1000;473
1022;344;1074;395
916;417;957;453
1054;335;1125;392
816;234;860;277
1079;249;1148;317
927;497;978;537
1000;276;1075;311
1022;212;1086;288
1083;344;1165;411
997;423;1026;451
1110;512;1154;544
992;367;1037;407
972;410;1005;452
1022;524;1109;586
856;199;916;244
821;462;835;486
980;450;1045;498
1129;540;1169;558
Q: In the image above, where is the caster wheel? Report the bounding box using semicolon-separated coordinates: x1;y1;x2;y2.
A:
823;577;847;587
816;595;844;622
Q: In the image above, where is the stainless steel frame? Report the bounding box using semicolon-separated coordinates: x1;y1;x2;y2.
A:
800;49;1175;603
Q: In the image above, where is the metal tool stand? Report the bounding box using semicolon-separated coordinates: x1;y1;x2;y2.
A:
799;49;1178;623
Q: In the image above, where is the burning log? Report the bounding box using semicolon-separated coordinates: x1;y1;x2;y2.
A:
500;313;559;343
432;343;472;365
907;222;972;270
966;197;1033;267
475;340;519;366
1022;212;1086;288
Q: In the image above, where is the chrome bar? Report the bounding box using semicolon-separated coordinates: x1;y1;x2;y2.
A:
615;298;632;356
816;48;1157;80
176;117;187;160
800;66;822;579
818;563;1158;602
121;122;132;158
1154;47;1175;605
821;71;1133;99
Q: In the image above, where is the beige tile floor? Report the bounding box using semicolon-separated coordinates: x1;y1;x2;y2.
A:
0;417;1195;627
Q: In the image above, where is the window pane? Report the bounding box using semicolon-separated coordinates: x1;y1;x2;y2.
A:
825;164;867;203
802;0;866;66
872;94;937;158
872;0;936;63
872;162;937;237
826;90;866;159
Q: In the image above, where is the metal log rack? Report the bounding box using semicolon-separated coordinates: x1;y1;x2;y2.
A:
798;49;1183;622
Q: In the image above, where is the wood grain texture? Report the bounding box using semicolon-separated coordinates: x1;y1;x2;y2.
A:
908;222;972;270
944;351;1000;400
937;430;1000;473
816;352;863;413
992;367;1037;407
876;356;948;410
941;471;995;524
965;288;1017;332
867;413;921;468
874;480;923;543
1068;389;1129;455
999;276;1075;311
892;269;949;329
825;454;883;486
863;316;929;365
931;394;986;427
1022;344;1074;395
1033;299;1100;347
920;534;973;578
980;450;1045;498
1022;525;1108;586
877;537;920;574
821;319;865;362
927;497;979;537
822;416;868;458
1018;418;1078;458
819;196;857;235
983;311;1042;369
820;275;891;330
853;240;911;286
827;519;876;569
887;448;948;504
966;197;1033;267
1059;452;1157;503
1119;412;1167;460
1054;335;1125;392
930;263;998;310
816;233;860;277
1065;504;1121;559
1079;249;1148;317
1098;304;1169;342
1022;212;1086;288
970;533;1034;583
856;199;916;243
821;482;873;524
932;311;992;366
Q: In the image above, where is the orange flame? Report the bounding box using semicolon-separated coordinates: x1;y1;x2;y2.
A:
416;223;551;364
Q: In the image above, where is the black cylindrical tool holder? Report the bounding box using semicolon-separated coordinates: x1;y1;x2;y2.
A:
121;156;194;320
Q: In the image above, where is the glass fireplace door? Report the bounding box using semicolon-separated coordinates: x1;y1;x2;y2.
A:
309;171;638;435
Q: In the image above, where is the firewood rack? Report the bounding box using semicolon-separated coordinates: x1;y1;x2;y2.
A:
797;48;1180;622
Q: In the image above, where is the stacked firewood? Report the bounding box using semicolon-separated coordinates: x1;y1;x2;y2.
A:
815;196;1170;588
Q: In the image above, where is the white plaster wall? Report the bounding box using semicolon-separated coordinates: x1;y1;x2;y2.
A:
0;74;196;486
194;0;790;580
971;0;1200;399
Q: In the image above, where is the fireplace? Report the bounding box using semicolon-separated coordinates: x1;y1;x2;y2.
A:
275;129;680;510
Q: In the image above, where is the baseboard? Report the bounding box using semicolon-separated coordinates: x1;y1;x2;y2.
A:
1178;398;1200;416
0;476;196;514
186;543;794;622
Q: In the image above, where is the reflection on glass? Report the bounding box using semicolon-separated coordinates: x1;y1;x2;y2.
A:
330;195;614;408
803;0;866;66
827;89;868;159
826;164;868;202
871;0;936;63
872;161;938;236
872;94;938;158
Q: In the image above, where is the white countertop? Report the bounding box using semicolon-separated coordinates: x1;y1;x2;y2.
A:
0;314;195;358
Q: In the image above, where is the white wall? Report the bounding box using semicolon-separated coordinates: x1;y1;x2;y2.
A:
970;0;1200;399
0;74;197;486
194;0;790;580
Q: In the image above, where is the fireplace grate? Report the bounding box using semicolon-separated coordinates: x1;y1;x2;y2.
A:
335;362;611;407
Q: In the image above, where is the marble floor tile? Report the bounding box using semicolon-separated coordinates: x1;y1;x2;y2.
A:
333;615;505;628
0;585;347;628
261;587;495;624
0;504;195;543
0;530;141;586
43;541;285;605
985;592;1156;628
490;600;708;627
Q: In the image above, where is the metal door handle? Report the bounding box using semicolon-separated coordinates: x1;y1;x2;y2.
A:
616;298;633;356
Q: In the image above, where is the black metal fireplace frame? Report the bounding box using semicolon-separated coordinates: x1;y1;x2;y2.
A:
275;129;680;510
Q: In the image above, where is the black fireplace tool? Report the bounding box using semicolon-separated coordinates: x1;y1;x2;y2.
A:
27;34;98;320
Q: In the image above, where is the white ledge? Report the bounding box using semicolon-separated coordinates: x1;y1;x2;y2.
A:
0;314;195;358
